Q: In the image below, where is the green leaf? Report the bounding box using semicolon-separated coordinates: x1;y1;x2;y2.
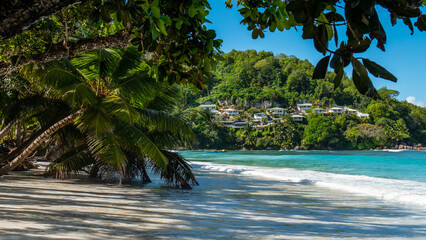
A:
325;12;345;22
188;5;197;18
175;20;183;30
151;6;161;18
362;58;397;82
252;29;259;39
157;19;167;35
414;15;426;31
403;17;414;35
351;57;379;98
269;21;277;32
317;13;333;40
351;38;371;53
313;25;328;55
160;15;172;25
333;60;344;90
351;57;369;94
312;56;330;79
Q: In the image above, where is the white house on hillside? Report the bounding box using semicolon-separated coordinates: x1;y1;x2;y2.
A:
328;106;344;114
357;112;369;118
223;108;239;116
253;113;268;120
199;104;216;111
267;107;286;116
312;107;325;115
297;103;312;112
292;114;304;122
210;110;221;118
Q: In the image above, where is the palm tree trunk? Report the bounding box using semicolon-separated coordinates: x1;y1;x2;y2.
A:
15;121;22;146
0;110;82;176
0;121;15;141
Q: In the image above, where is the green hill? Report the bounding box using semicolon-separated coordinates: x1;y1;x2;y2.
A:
181;50;426;150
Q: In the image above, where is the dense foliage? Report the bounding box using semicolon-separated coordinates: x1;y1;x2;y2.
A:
183;50;426;150
228;0;426;99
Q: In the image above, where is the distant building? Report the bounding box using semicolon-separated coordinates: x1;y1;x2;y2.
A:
253;113;268;120
343;107;358;114
219;120;235;127
199;104;216;111
357;112;369;118
297;103;312;112
328;107;344;114
233;121;248;129
223;108;239;116
312;107;325;115
292;114;304;122
210;110;221;118
267;107;286;116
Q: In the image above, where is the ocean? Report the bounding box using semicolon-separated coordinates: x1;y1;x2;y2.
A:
181;150;426;208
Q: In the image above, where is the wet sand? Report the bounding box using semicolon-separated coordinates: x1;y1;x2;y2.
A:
0;166;425;239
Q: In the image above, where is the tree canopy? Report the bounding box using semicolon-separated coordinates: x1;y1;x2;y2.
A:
0;0;425;97
183;50;426;150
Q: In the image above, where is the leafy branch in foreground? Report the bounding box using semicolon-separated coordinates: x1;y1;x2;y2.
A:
228;0;425;98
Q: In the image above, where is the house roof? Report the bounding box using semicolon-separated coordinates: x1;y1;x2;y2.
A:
267;107;286;110
297;103;312;106
312;108;324;111
199;104;216;108
292;114;304;118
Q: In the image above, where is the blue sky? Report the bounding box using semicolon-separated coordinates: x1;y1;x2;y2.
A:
206;2;426;107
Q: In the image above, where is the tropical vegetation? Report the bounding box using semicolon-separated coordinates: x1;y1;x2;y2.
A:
183;50;426;150
0;47;198;188
0;1;425;187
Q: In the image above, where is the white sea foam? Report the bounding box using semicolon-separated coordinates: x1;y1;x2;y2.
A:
192;161;426;208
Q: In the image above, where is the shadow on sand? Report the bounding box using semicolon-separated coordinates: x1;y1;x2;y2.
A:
0;170;425;239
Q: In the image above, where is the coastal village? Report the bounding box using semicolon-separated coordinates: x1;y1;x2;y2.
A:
199;101;370;129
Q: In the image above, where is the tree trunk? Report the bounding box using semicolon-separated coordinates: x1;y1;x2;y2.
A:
0;121;15;141
15;121;22;146
0;0;87;40
0;30;131;77
0;110;81;176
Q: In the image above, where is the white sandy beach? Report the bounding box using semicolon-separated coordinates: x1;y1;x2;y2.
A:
0;164;425;240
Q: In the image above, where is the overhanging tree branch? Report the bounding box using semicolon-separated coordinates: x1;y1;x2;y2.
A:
0;30;132;77
0;0;88;40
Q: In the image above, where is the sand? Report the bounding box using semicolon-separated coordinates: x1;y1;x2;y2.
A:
0;165;425;240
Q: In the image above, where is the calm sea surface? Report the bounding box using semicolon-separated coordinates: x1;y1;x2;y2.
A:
181;150;426;182
180;150;426;208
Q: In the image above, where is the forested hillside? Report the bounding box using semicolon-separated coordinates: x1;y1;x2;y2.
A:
182;50;426;150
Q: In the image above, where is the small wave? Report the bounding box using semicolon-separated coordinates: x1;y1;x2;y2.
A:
192;161;426;208
384;149;405;152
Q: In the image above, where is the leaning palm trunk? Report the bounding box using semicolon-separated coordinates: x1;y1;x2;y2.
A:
0;110;81;176
0;121;15;141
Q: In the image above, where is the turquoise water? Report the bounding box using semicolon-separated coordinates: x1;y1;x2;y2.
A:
180;150;426;182
180;150;426;208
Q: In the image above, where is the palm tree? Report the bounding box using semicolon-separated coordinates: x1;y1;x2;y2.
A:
0;47;198;188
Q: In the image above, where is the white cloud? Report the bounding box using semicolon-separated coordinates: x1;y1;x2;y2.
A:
406;96;425;107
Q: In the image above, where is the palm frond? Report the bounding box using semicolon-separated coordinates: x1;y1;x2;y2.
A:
118;72;157;100
150;150;198;189
86;134;126;171
101;95;140;124
3;95;67;124
72;49;121;80
48;145;95;179
112;119;168;170
111;46;142;81
137;108;195;140
75;105;114;136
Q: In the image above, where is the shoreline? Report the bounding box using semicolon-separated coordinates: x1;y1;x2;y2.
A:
1;164;426;239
